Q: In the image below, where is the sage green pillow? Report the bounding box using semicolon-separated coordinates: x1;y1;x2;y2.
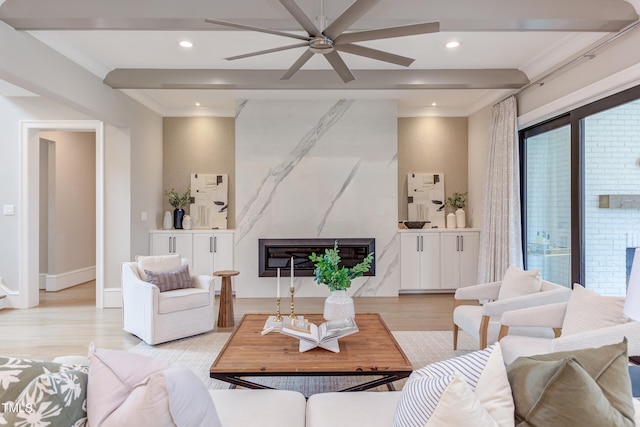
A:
0;356;88;426
507;340;634;427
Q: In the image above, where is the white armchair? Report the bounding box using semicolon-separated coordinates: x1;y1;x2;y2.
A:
122;255;215;345
499;292;640;365
453;278;571;350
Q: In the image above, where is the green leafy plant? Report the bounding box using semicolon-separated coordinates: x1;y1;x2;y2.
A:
446;191;467;209
165;188;191;209
309;240;374;291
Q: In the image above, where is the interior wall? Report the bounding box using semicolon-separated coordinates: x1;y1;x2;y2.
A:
518;29;640;127
467;106;492;229
39;131;96;279
397;117;468;224
162;117;235;229
235;99;399;297
0;19;162;307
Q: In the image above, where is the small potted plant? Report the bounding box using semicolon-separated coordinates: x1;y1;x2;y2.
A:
446;191;467;228
165;188;191;229
309;240;374;320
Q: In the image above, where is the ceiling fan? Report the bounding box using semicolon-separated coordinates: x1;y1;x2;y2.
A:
205;0;439;83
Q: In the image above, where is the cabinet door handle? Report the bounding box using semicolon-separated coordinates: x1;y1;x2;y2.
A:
420;236;424;252
172;236;176;253
210;236;213;253
416;236;420;252
460;236;464;252
169;237;172;253
456;236;459;252
214;236;218;253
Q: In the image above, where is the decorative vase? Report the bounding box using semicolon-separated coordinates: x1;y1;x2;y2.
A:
455;208;466;228
173;208;185;229
163;211;172;230
183;215;192;230
323;290;355;321
446;213;456;229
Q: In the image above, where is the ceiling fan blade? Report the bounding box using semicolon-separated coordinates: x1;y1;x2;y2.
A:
323;0;381;40
324;51;355;83
335;21;440;45
205;18;312;42
336;44;414;67
281;49;315;80
226;42;308;61
279;0;320;37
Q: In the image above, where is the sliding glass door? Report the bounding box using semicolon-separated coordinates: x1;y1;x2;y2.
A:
521;118;572;287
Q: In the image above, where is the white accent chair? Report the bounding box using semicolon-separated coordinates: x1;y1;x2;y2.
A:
499;298;640;365
122;255;215;345
453;278;572;350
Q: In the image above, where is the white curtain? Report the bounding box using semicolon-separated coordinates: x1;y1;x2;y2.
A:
477;96;523;283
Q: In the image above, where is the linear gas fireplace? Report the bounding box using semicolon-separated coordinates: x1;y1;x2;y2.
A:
258;238;375;277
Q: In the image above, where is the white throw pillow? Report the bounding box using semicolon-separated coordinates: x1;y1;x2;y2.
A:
561;284;627;336
136;254;182;279
497;265;542;300
87;345;221;427
394;344;514;427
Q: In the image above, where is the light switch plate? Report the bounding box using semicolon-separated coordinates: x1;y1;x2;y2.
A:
141;211;148;221
3;205;14;215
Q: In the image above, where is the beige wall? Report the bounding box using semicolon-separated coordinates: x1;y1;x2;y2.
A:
39;131;96;275
163;117;236;229
397;117;469;223
467;106;492;229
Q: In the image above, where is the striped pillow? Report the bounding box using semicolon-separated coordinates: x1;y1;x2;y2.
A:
394;344;514;427
145;264;192;292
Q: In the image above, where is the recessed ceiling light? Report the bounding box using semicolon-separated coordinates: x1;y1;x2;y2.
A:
195;102;201;107
431;102;437;106
446;41;460;49
179;40;193;48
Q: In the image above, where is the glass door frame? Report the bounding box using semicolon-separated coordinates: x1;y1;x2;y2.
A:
519;84;640;286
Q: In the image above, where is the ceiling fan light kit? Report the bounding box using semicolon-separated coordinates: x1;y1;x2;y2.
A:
205;0;440;83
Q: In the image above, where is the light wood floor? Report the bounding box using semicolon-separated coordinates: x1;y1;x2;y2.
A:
0;282;457;360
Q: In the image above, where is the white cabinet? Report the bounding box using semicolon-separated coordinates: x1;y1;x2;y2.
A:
440;231;480;289
191;232;234;292
400;232;441;290
400;229;479;291
149;230;234;292
149;231;193;260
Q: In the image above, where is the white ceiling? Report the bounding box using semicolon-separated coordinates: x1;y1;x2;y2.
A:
0;0;637;117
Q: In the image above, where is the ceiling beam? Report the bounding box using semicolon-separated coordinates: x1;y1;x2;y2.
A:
103;69;529;90
0;0;637;32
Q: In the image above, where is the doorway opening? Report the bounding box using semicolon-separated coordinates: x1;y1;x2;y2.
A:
19;120;104;308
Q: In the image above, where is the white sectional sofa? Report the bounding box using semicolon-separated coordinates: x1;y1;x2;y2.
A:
3;341;640;426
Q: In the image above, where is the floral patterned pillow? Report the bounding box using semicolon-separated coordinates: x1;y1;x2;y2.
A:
0;356;88;427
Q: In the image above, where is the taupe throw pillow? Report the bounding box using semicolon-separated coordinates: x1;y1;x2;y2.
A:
507;340;634;427
145;264;192;292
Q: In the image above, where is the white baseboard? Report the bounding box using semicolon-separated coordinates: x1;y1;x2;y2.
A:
102;287;122;308
46;266;96;292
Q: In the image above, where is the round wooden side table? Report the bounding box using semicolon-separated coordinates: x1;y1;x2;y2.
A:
214;270;239;328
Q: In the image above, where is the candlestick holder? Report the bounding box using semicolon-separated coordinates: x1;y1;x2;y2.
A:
274;297;283;322
288;287;296;319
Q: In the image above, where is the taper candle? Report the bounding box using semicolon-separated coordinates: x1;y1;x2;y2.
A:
277;268;281;299
290;256;294;290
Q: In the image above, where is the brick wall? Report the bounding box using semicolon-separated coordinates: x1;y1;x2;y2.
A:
583;100;640;295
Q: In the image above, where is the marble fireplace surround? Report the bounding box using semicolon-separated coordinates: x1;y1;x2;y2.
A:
234;99;399;298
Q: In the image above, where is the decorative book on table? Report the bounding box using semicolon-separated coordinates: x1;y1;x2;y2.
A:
279;317;359;353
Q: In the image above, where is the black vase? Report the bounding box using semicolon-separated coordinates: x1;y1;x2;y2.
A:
173;208;185;229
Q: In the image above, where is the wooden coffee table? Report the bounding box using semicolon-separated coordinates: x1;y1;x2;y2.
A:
210;313;413;395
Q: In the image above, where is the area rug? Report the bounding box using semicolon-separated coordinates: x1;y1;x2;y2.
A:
129;330;476;395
